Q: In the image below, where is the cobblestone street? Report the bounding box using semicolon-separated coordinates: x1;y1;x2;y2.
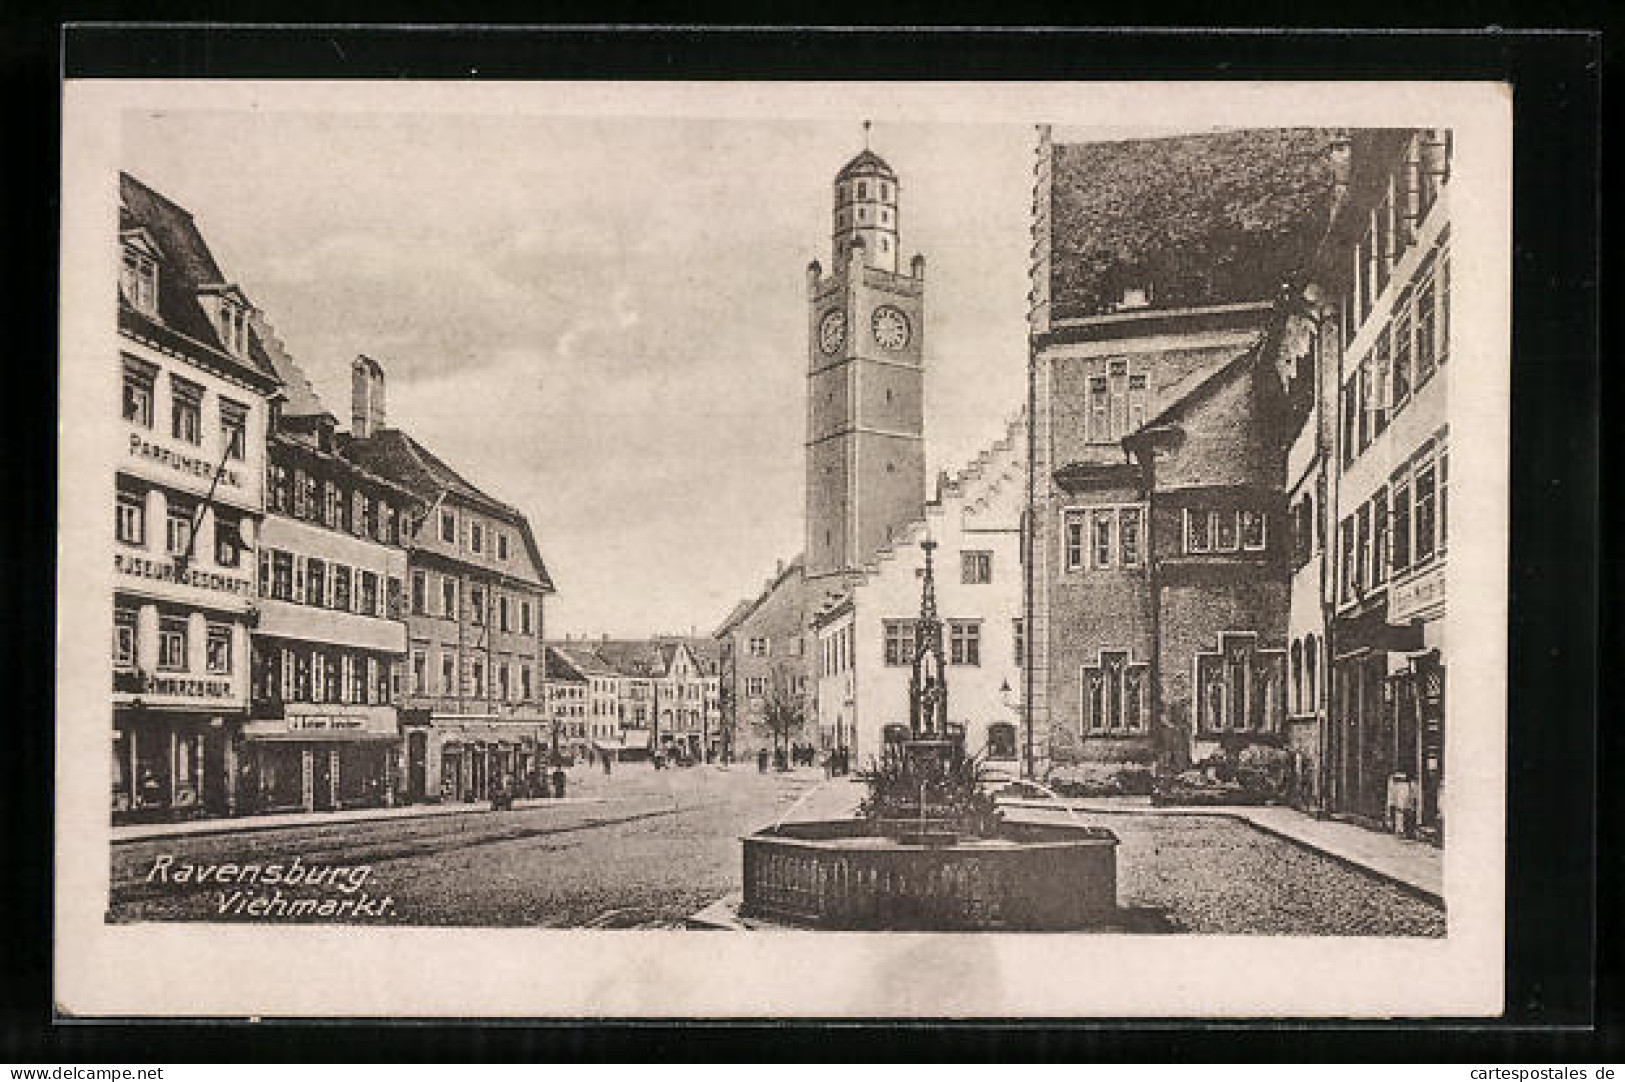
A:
111;764;1442;934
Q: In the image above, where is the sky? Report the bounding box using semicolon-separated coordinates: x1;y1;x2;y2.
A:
121;108;1039;638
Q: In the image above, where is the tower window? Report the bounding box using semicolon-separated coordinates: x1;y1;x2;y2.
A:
881;183;890;200
857;182;867;199
880;237;889;252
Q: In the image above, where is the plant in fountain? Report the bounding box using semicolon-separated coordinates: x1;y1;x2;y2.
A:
855;539;1002;845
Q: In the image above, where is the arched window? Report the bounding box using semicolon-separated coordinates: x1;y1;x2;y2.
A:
1291;640;1304;714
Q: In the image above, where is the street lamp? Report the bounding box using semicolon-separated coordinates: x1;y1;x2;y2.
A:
999;677;1030;781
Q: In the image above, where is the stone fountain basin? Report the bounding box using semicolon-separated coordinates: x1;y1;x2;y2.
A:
740;817;1119;931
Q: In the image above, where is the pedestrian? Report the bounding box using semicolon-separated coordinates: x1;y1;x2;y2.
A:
757;748;768;773
552;766;567;800
602;752;612;776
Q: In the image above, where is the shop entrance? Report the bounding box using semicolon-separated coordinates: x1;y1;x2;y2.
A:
312;749;335;811
407;731;428;802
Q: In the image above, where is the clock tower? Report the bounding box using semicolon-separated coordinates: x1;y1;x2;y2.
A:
805;144;927;584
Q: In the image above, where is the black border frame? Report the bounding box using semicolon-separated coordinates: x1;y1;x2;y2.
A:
1;21;1606;1062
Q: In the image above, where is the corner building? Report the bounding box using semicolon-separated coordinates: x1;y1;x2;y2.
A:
112;173;283;821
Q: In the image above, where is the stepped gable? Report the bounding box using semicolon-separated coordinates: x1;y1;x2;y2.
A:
250;312;330;419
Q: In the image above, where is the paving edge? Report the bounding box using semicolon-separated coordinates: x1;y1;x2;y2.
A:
110;797;610;845
686;894;750;931
1000;798;1444;908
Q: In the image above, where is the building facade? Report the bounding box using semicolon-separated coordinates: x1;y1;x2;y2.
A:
342;357;556;803
715;559;811;759
1319;129;1452;837
113;173;283;822
241;346;422;812
1026;127;1337;774
812;412;1027;773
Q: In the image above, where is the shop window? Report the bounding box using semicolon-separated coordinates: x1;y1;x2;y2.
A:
948;621;981;666
206;624;233;674
171;377;203;444
115;488;145;546
113;607;137;667
1194;632;1286;735
122;359;156;427
1082;650;1148;734
882;621;916;667
961;550;992;584
158;616;188;671
219;398;248;461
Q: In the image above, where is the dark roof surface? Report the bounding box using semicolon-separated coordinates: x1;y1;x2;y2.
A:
341;426;555;592
1047;129;1340;319
118;172;281;387
836;148;895;180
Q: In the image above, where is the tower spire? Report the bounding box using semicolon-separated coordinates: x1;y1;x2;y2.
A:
863;119;872;150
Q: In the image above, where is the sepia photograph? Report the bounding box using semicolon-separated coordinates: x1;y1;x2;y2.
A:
55;78;1512;1018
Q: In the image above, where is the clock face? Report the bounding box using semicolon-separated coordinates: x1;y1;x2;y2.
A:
871;305;911;351
818;309;846;354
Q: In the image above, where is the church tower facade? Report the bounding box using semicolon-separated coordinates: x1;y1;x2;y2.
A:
804;146;927;584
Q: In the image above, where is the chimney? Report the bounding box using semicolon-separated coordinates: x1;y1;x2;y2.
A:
351;355;386;439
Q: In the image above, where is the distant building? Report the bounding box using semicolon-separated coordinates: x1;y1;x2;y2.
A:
1026;127;1338;772
112;173;283;822
715;558;810;759
343;358;556;803
811;411;1027;773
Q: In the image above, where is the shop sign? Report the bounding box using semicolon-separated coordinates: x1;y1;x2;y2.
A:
287;716;367;732
128;431;244;488
1390;564;1446;622
114;552;254;597
119;672;234;699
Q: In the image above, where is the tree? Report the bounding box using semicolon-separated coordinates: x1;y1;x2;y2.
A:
754;662;807;766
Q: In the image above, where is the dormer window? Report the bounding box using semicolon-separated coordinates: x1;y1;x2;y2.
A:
216;301;248;357
120;245;158;315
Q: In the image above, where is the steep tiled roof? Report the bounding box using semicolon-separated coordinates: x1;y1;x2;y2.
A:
713;554;805;639
118;172;281;389
342;426;555;592
1046;129;1340;319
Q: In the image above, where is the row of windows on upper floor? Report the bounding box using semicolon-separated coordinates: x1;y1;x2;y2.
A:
266;462;405;546
408;569;538;635
836;180;892;205
433;506;515;563
123;358;250;461
1060;504;1269;572
407;646;537;703
251;641;400;708
258;547;403;621
115;483;248;569
1340;130;1452;348
1338;435;1449;607
112;605;235;676
833;616;1027;674
1340;239;1451;472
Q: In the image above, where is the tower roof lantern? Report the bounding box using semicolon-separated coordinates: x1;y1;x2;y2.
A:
836;148;896;181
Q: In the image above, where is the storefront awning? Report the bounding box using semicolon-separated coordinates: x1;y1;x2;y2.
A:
1335;603;1426;657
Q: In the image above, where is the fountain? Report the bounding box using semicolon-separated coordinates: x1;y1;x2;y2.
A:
738;541;1120;931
